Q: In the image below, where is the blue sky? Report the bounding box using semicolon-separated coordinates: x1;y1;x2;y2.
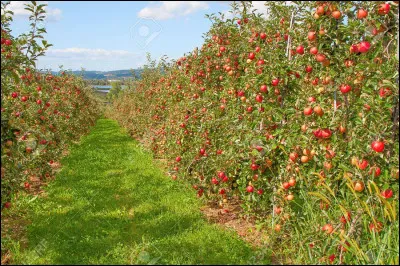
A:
7;1;271;71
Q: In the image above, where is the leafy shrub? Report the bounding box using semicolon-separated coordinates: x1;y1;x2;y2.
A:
1;2;101;207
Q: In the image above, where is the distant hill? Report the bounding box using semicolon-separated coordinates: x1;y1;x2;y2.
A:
46;69;143;80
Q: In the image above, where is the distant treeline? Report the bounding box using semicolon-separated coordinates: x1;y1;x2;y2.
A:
42;69;143;81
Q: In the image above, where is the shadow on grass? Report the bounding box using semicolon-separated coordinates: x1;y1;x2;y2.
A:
17;119;266;265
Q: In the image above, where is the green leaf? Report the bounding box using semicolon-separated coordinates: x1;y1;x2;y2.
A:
11;71;20;83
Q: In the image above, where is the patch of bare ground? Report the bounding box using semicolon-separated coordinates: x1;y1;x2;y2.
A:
154;158;169;173
200;198;289;265
200;197;268;246
1;251;11;265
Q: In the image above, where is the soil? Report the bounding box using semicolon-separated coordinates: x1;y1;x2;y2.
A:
200;198;269;247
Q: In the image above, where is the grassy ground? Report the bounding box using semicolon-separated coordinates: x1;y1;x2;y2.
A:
3;119;270;265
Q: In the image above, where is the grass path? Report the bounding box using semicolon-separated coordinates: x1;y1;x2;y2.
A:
9;119;268;265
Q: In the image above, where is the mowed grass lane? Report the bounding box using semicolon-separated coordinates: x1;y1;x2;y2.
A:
10;119;269;265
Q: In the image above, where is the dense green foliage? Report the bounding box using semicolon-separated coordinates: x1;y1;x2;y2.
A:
1;2;100;207
108;1;399;264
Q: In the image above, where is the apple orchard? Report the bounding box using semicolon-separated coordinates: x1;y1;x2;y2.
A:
1;1;399;265
107;1;399;264
1;3;101;208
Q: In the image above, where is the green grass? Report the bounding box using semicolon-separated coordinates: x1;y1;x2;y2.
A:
6;118;269;265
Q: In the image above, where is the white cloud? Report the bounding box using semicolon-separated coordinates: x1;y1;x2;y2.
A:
46;48;139;59
220;7;237;20
7;1;62;21
251;2;270;18
220;1;295;21
138;1;209;20
38;47;146;71
220;2;269;21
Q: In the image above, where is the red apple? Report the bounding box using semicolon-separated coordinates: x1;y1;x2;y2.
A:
310;47;318;55
340;84;352;94
289;152;298;162
296;45;304;55
378;3;390;15
308;31;316;41
357;9;368;19
271;79;279;86
358;41;371;53
315;53;326;62
304;107;313;116
381;189;393;199
246;185;254;193
260;84;268;93
371;140;385;153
